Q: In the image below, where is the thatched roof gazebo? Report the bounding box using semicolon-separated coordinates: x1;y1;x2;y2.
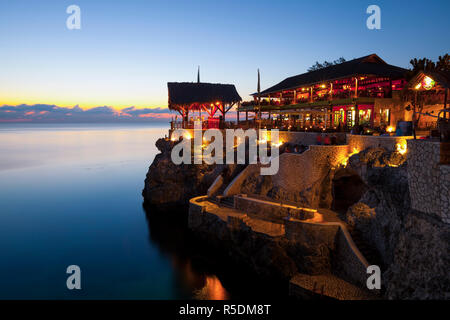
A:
168;82;242;122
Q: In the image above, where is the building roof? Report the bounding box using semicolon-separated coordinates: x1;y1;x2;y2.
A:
168;82;242;110
253;54;408;96
408;70;450;90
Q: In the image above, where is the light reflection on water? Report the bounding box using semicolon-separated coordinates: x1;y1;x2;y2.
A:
0;123;232;299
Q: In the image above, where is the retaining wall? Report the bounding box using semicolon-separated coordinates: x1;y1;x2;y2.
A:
407;140;450;224
347;134;413;152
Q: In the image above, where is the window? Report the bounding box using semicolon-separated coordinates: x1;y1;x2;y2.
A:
380;108;390;125
359;109;372;125
334;109;345;126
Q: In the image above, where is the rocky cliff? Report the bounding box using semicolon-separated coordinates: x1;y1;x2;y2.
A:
345;150;450;299
142;138;223;209
143;138;450;299
143;138;244;210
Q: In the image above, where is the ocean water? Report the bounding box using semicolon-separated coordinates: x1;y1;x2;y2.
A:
0;123;245;300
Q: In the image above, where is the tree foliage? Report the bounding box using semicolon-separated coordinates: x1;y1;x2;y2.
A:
307;57;346;72
407;54;449;79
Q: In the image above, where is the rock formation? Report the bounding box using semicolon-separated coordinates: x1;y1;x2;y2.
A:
345;150;450;299
142;138;224;209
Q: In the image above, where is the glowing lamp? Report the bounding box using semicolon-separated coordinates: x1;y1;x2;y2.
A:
422;76;435;90
396;141;407;155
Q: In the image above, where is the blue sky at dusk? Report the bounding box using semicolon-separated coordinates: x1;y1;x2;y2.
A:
0;0;449;121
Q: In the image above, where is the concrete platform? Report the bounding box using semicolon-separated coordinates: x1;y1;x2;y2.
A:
289;273;378;300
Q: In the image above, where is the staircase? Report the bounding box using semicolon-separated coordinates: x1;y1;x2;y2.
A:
209;195;235;209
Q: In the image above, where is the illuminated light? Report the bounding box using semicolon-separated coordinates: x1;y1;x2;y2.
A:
216;101;220;105
396;141;407;155
387;126;395;133
184;133;192;140
340;148;359;167
272;140;283;147
171;136;176;142
422;76;435;90
321;84;326;88
210;103;214;107
415;83;422;90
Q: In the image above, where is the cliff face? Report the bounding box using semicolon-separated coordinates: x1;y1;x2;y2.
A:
142;138;224;209
345;155;450;299
143;137;450;299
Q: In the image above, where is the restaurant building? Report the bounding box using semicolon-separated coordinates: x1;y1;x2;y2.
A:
239;54;411;131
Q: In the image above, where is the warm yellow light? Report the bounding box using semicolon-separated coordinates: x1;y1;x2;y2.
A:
415;83;422;90
387;126;395;133
321;84;326;88
273;140;283;147
340;148;359;167
396;141;407;155
184;133;192;140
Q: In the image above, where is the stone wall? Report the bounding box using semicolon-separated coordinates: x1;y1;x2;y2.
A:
272;145;349;193
407;140;450;223
278;131;347;146
348;134;412;152
234;195;316;222
284;218;369;287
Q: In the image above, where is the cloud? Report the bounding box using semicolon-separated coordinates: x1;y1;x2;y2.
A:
0;104;173;123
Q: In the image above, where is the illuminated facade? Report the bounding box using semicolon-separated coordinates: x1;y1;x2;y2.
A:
239;54;410;130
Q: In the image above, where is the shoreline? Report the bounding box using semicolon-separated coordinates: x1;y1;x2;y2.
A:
143;133;450;300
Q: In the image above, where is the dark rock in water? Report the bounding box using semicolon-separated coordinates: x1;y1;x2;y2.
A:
142;138;246;210
142;138;224;209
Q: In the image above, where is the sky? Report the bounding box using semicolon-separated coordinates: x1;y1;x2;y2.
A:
0;0;449;122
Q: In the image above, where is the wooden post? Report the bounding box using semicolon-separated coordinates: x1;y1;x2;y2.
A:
238;102;241;125
445;88;448;111
413;90;418;140
354;77;358;98
330;82;333;100
310;87;313;102
293;89;297;104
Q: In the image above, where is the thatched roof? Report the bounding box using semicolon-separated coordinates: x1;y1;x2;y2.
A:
168;82;242;110
253;54;408;96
